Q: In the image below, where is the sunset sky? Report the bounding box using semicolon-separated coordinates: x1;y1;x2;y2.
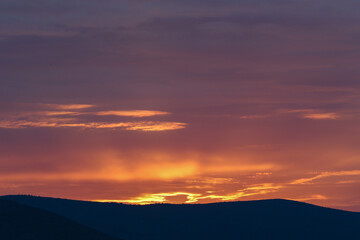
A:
1;0;360;211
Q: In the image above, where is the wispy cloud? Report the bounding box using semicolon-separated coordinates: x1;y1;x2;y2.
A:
239;114;269;119
0;120;186;131
237;109;340;121
42;111;82;116
282;109;340;120
124;121;186;131
291;170;360;184
0;104;186;132
96;110;169;117
302;112;339;120
290;194;328;202
40;104;94;110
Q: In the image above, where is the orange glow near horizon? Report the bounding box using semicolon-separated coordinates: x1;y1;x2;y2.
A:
94;183;282;205
1;103;360;211
2;142;359;210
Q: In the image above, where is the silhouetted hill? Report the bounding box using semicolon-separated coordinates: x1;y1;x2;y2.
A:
2;195;360;240
0;199;119;240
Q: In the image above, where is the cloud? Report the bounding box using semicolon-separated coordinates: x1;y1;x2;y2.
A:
94;183;282;205
0;104;186;132
282;109;340;120
43;111;81;116
0;120;186;131
124;121;186;131
96;110;169;117
96;192;202;205
40;104;94;110
291;170;360;184
302;112;339;120
234;109;340;121
290;194;328;202
239;114;269;119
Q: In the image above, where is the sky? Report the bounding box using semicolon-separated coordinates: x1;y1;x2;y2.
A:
1;0;360;211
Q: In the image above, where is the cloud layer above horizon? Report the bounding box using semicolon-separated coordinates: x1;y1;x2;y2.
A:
1;0;360;211
0;103;185;131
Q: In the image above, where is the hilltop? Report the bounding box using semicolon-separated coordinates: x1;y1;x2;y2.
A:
2;195;360;240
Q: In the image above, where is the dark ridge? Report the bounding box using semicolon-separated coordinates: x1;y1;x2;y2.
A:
2;195;360;240
0;198;120;240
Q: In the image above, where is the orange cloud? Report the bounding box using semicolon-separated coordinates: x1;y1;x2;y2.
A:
124;121;186;131
0;104;186;132
40;104;94;110
290;194;328;202
282;109;339;120
96;192;203;205
0;119;75;129
96;110;169;117
291;170;360;184
94;183;282;205
43;111;81;116
0;120;186;131
302;112;339;120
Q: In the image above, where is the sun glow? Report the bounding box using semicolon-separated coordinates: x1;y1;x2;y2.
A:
94;183;282;205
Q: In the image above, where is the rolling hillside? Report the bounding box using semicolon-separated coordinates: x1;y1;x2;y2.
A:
2;195;360;240
0;199;119;240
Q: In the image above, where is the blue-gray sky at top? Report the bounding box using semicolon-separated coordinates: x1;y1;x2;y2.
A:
1;0;360;210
